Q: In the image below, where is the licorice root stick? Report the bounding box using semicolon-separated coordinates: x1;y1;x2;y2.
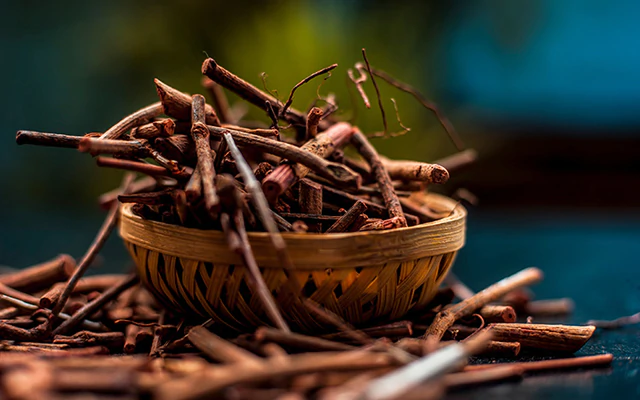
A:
350;128;407;228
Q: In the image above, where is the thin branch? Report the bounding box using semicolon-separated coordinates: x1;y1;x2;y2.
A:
347;67;370;109
279;64;337;119
368;65;465;151
51;173;135;317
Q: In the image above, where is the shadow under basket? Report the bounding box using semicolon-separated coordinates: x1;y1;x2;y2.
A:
119;193;466;333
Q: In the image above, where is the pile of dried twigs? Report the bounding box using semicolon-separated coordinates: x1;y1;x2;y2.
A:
8;52;614;399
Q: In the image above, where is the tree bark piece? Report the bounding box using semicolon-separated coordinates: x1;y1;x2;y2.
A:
487;323;596;353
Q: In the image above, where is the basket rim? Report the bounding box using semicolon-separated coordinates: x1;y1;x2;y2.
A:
119;192;466;269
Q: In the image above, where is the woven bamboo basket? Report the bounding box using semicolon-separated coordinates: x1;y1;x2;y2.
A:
119;192;466;332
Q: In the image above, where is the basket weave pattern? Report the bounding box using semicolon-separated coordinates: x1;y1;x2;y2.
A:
120;193;465;332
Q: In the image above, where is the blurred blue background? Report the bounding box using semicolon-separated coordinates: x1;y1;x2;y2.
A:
1;1;639;397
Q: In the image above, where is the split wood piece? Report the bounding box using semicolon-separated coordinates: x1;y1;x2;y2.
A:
380;156;449;183
298;179;323;232
99;102;163;140
191;94;219;215
433;149;478;172
154;79;220;125
53;331;125;349
202;77;232;123
424;267;544;341
51;174;135;317
224;132;297;274
155;350;397;400
304;107;324;141
216;176;289;332
323;321;412;342
262;122;355;202
464;353;613;373
188;326;263;366
325;200;368;233
479;305;517;323
487;323;596;353
526;298;575;316
208;126;360;190
40;274;127;308
96;157;192;180
16;131;83;149
360;330;492;400
131;118;175;139
98;176;160;210
255;327;355;352
53;274;139;335
442;365;524;390
0;254;75;293
350;128;407;228
202;58;330;130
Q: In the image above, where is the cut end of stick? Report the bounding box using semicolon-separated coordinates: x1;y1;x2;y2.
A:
15;131;27;144
201;58;218;76
430;164;449;184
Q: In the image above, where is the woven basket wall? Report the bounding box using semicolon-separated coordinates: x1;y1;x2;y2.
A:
119;192;466;332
